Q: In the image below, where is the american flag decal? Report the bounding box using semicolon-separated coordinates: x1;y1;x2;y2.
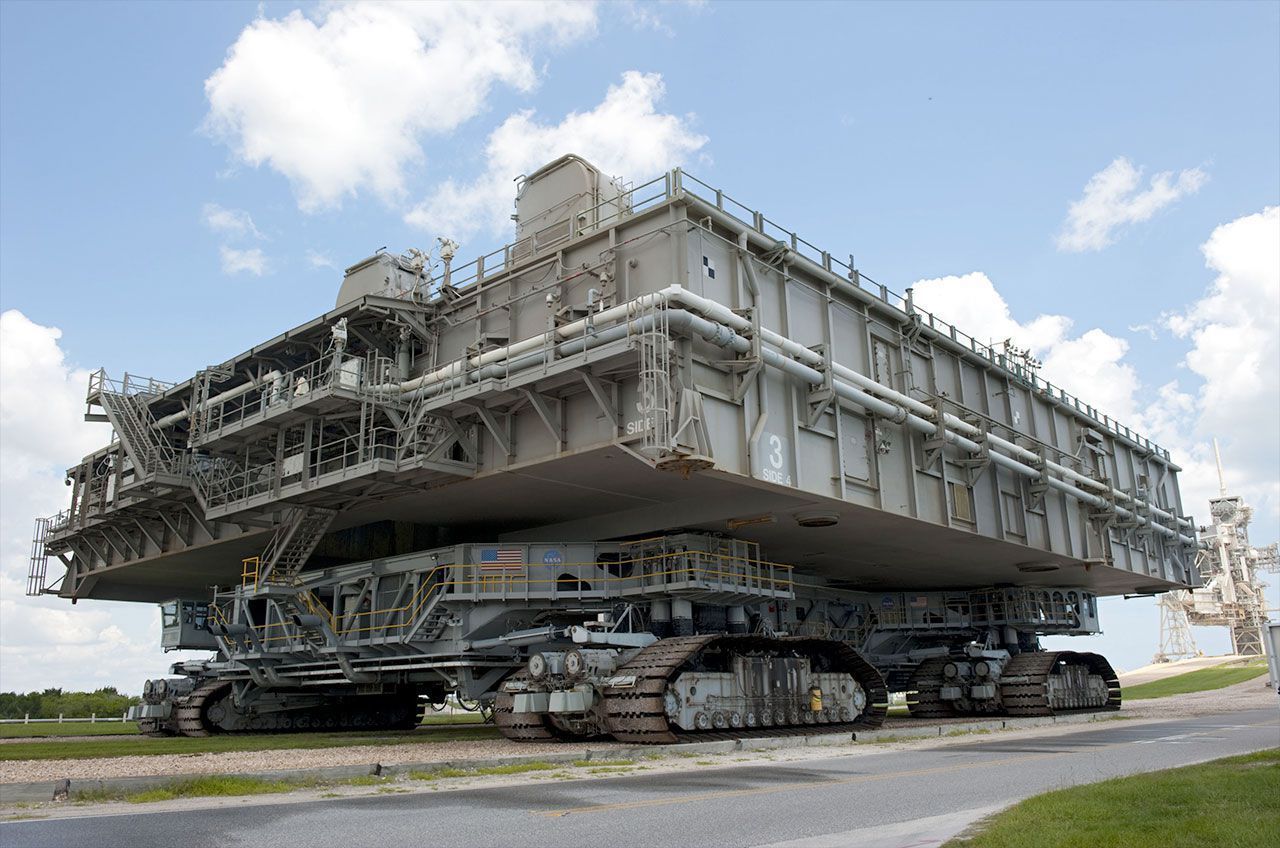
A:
480;548;524;573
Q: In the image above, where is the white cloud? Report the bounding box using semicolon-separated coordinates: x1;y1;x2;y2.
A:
911;225;1278;670
0;311;200;694
201;202;263;239
1056;157;1207;252
307;249;338;271
405;71;707;238
204;1;599;212
219;245;268;276
617;0;706;36
1162;206;1280;521
912;205;1280;535
909;271;1140;421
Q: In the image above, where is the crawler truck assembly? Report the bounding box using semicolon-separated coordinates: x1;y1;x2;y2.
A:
28;156;1197;743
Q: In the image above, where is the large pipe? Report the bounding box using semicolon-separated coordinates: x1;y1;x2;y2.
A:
152;371;283;429
658;286;1194;533
679;192;1180;472
394;298;1194;545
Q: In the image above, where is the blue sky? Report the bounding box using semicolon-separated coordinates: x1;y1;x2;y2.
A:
1;1;1277;688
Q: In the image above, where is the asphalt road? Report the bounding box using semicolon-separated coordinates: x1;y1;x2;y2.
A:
3;709;1277;848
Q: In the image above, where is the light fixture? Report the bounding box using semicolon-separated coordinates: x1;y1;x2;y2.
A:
727;513;777;530
795;511;839;528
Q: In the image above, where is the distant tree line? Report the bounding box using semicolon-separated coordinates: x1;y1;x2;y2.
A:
0;688;140;719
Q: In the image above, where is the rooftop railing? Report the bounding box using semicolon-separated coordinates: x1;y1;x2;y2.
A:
402;168;1171;461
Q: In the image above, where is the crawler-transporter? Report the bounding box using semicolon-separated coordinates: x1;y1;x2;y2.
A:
28;156;1201;742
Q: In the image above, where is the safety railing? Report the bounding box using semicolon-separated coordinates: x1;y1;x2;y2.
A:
198;426;402;511
87;369;177;401
213;549;796;650
877;588;1092;631
194;352;402;444
241;556;260;587
414;174;669;296
398;167;1169;461
88;369;181;476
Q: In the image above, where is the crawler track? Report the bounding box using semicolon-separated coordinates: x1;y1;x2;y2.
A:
136;718;173;738
1000;650;1121;716
906;657;954;719
167;682;420;737
174;681;230;737
493;672;557;741
601;635;888;744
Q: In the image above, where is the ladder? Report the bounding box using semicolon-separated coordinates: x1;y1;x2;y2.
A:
257;507;338;585
26;517;52;596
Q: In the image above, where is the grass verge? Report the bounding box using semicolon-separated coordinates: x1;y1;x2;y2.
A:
0;722;140;739
946;748;1280;848
73;773;394;804
407;761;557;781
0;723;500;762
1123;660;1269;700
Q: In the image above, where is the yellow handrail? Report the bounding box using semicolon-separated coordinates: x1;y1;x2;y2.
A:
241;556;260;587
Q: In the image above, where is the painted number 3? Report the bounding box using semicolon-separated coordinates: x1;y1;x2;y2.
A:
768;434;784;470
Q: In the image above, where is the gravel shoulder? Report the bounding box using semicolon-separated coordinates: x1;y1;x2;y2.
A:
1;676;1273;786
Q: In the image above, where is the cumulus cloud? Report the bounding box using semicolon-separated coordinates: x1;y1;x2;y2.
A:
219;245;268;276
618;0;707;36
912;205;1280;534
405;71;707;238
307;249;338;271
0;311;198;693
204;1;598;211
1056;157;1207;252
201;202;263;239
1162;207;1280;521
909;272;1141;422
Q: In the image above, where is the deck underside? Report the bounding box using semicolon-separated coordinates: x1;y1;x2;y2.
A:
76;445;1181;603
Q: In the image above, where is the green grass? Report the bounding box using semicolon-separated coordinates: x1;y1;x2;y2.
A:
0;723;501;762
75;775;313;804
408;761;557;781
946;748;1280;848
1123;660;1269;700
0;713;476;740
72;772;399;804
0;722;140;739
418;714;486;725
570;758;635;767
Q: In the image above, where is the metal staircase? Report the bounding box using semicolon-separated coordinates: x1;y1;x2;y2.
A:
257;507;338;585
89;370;178;477
397;389;453;462
283;588;337;647
404;568;453;642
